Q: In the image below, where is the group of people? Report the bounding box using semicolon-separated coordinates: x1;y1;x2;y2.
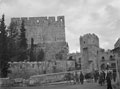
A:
65;71;84;85
65;70;116;89
93;70;116;89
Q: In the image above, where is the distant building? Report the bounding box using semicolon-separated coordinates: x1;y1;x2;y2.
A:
98;50;117;72
112;38;120;78
96;37;120;80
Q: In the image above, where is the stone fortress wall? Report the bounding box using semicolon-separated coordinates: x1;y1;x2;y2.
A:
10;16;68;61
80;33;100;71
8;61;75;79
34;42;68;61
11;16;65;44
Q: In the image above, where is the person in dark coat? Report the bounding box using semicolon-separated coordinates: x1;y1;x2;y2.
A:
94;71;99;83
75;71;79;84
102;71;106;84
112;72;116;82
99;72;104;86
80;71;84;84
106;73;113;89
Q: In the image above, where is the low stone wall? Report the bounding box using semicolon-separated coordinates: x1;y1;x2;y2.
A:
29;72;66;85
1;70;82;87
29;70;83;86
0;78;10;87
8;61;75;79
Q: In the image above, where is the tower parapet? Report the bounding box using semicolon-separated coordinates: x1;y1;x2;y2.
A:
11;16;65;27
80;33;99;50
11;16;66;44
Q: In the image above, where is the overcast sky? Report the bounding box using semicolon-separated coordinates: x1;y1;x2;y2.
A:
0;0;120;53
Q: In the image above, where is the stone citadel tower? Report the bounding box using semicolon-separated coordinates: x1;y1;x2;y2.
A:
10;16;68;61
80;33;100;71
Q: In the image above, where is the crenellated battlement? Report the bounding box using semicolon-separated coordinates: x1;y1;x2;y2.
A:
80;33;99;49
10;15;66;44
82;33;98;40
11;16;65;26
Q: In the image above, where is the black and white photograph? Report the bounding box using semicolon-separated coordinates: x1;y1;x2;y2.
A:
0;0;120;89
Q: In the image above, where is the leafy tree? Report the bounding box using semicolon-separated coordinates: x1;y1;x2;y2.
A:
55;50;66;60
8;21;19;61
37;49;44;61
18;20;28;61
9;21;18;38
8;20;28;62
19;20;27;49
30;38;35;61
68;56;73;60
0;14;10;78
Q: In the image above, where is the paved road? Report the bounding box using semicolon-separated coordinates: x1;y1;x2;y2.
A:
2;82;108;89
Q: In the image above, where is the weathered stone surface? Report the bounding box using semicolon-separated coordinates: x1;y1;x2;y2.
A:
33;42;68;61
80;33;100;71
8;61;75;79
10;16;68;61
11;16;65;44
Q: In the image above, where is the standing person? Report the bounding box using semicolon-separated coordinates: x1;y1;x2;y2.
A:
96;71;99;83
73;72;76;84
67;72;71;84
112;72;116;82
106;73;113;89
70;72;74;84
80;71;84;84
99;72;104;86
94;71;98;83
102;70;106;84
75;71;79;84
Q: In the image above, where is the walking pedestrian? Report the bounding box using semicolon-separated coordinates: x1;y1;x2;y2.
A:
99;71;104;86
112;72;116;82
106;73;113;89
94;71;98;83
75;71;79;84
102;70;106;84
80;71;84;84
73;72;76;84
